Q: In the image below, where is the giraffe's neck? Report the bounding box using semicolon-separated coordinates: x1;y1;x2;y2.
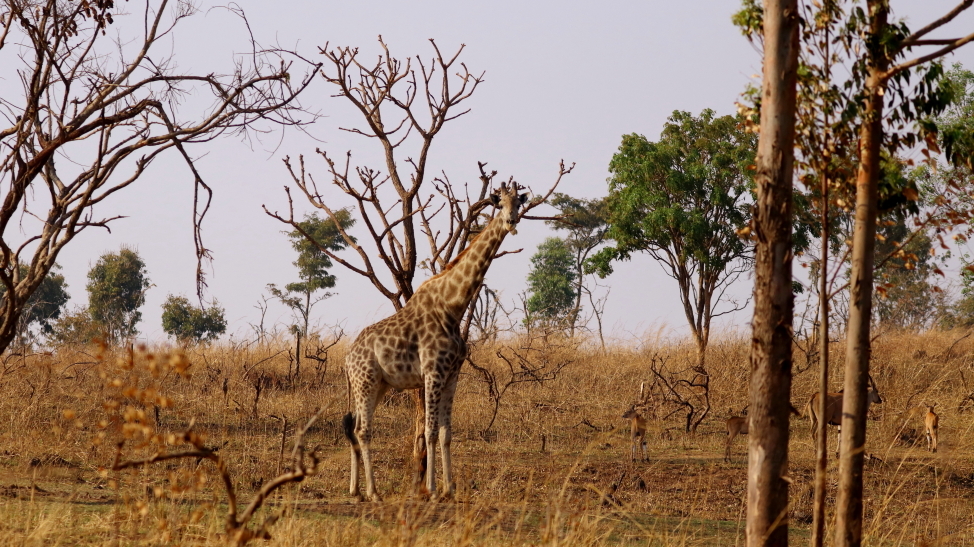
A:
413;214;510;324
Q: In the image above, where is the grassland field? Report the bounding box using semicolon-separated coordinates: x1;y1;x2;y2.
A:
0;329;972;546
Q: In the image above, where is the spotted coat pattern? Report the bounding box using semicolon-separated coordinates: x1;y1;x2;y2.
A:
344;184;528;501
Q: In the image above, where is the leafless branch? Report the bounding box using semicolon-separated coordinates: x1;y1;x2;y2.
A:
900;1;973;48
267;39;571;315
0;0;318;353
888;32;974;77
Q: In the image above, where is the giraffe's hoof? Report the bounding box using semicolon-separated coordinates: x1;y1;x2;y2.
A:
367;493;383;503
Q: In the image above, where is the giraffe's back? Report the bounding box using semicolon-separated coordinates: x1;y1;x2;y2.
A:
347;306;463;391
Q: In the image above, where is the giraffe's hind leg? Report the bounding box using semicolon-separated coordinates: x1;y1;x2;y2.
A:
347;357;387;503
357;382;388;502
343;413;362;500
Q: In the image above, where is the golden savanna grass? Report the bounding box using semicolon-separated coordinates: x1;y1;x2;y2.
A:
0;329;972;545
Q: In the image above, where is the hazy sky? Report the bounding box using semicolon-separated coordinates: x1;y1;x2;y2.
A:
19;0;974;343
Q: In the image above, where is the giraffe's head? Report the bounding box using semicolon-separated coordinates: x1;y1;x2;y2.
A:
490;182;529;234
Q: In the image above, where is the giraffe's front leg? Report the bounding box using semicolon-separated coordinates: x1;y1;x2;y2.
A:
423;376;442;499
411;388;430;498
437;370;459;500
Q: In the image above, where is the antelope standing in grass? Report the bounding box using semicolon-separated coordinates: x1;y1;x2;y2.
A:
724;405;798;461
622;382;651;462
924;403;939;453
807;375;883;456
724;411;748;462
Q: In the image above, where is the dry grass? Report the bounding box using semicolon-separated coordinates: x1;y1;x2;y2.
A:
0;329;972;545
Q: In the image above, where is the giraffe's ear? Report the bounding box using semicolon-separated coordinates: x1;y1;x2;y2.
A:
518;193;529;205
490;193;501;207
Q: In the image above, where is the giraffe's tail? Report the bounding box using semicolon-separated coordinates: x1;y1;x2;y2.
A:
342;413;360;453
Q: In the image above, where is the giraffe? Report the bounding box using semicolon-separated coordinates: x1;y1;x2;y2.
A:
343;182;529;502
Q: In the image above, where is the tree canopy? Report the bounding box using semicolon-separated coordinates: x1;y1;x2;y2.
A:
525;237;577;327
286;211;355;297
87;247;151;343
270;210;355;336
939;64;974;167
589;109;756;367
0;264;69;344
161;296;227;344
546;194;609;334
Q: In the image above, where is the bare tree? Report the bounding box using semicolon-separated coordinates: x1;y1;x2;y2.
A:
263;37;571;493
265;38;570;315
0;0;316;354
744;1;799;545
644;353;710;435
465;331;575;440
113;410;323;546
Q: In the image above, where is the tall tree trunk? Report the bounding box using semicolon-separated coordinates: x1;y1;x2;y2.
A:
295;332;302;380
747;1;799;545
835;4;887;545
813;19;834;542
812;171;830;547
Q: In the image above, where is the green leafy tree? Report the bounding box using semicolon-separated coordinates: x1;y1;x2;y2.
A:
161;295;227;344
941;254;974;328
269;211;354;377
87;247;151;344
525;238;576;328
872;213;944;330
940;64;974;167
870;66;974;332
0;264;70;345
547;194;609;335
270;210;355;337
589;109;757;369
48;306;100;345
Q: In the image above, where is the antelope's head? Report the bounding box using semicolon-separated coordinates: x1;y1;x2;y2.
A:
622;405;642;420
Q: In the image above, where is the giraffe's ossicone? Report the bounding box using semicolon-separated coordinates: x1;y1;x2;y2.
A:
343;182;529;502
